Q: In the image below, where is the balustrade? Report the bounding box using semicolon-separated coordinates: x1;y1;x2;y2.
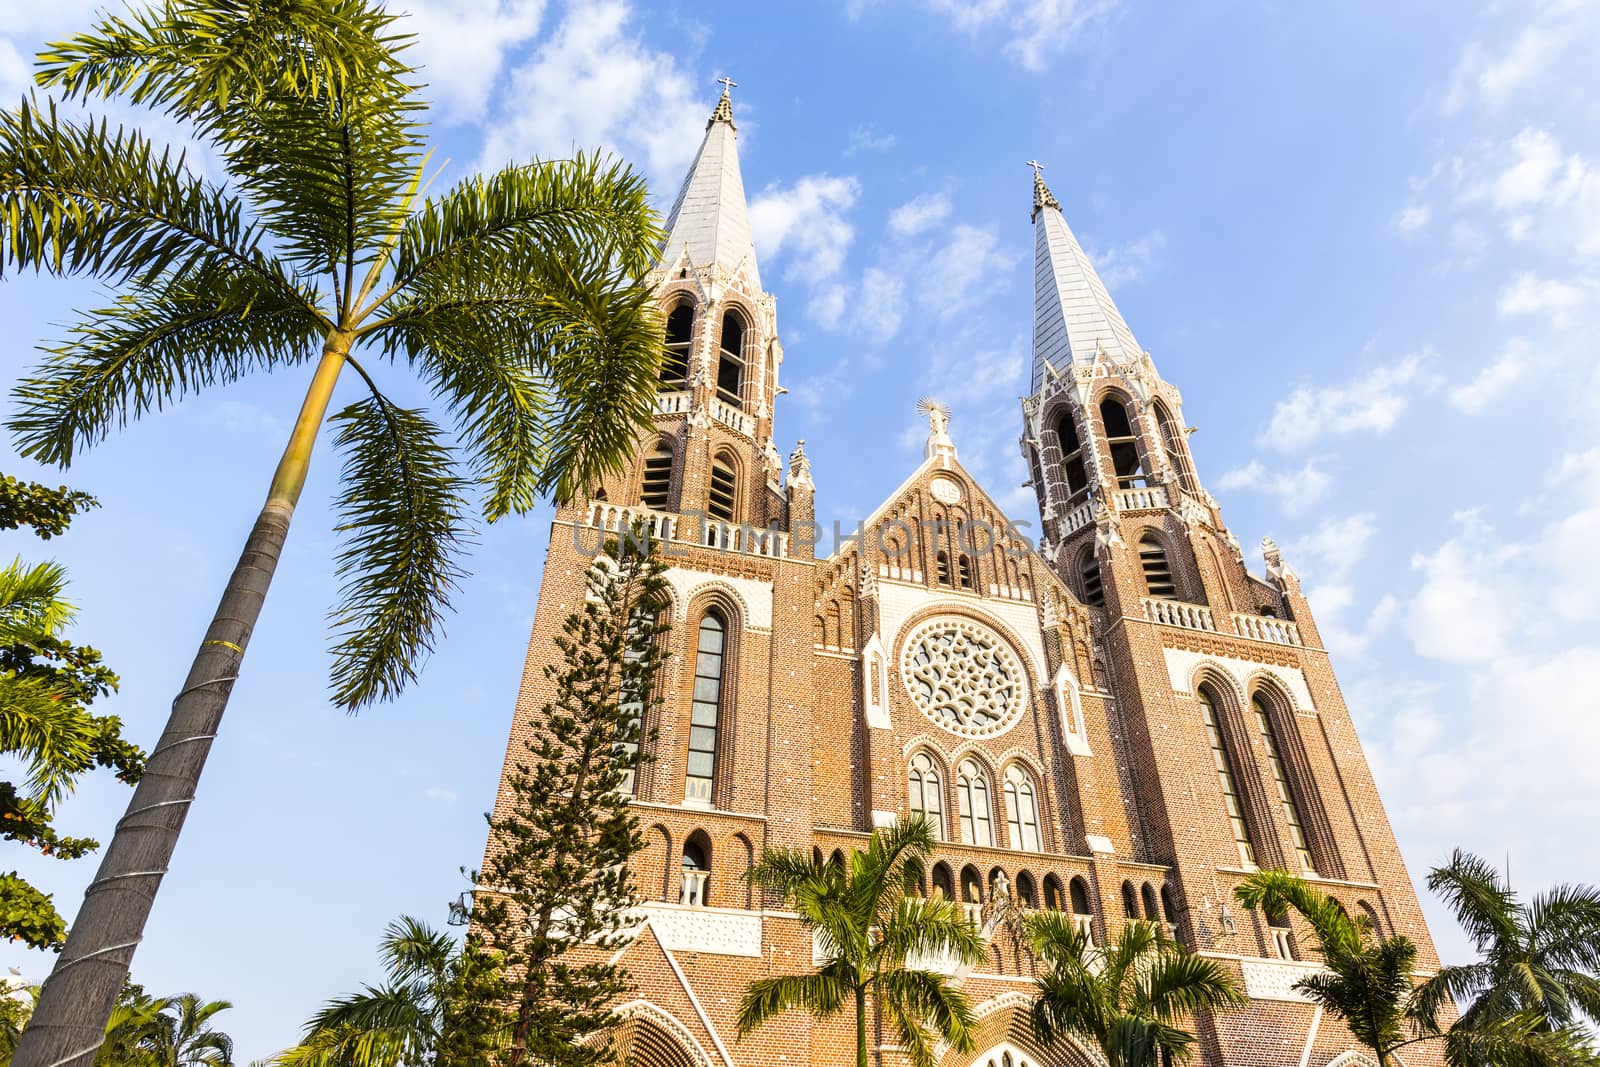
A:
1141;597;1217;632
1231;612;1303;645
586;502;789;559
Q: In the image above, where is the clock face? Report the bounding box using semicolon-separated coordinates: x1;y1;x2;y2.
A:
928;475;962;504
900;618;1026;739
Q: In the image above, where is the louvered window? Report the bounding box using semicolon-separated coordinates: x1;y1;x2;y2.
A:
1078;547;1104;607
957;554;975;590
708;456;737;521
640;441;672;510
1139;536;1176;598
935;551;951;586
1154;401;1199;494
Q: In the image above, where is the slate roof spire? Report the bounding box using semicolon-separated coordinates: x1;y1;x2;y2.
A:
657;80;761;291
1029;161;1143;391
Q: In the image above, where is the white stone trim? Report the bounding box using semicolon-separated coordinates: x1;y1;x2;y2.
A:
1161;648;1315;713
1240;957;1328;1002
862;631;891;729
1053;663;1092;756
640;905;761;957
662;568;773;631
608;1001;718;1067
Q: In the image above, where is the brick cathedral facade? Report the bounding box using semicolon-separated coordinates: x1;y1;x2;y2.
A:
482;88;1445;1067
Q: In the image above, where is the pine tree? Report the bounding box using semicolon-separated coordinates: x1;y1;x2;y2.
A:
472;528;670;1066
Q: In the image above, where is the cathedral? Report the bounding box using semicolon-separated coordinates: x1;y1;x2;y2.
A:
483;86;1444;1067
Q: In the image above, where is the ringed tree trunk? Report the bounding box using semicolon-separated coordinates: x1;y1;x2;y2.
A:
857;985;869;1067
13;337;351;1067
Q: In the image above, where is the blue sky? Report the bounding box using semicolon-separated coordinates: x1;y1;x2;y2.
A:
3;0;1599;1058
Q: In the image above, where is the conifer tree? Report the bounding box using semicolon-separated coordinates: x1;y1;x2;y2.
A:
472;528;670;1066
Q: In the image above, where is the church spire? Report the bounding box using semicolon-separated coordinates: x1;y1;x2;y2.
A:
1028;161;1143;392
657;79;762;291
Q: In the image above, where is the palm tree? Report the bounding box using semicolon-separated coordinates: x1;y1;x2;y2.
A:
1416;851;1600;1042
737;819;986;1067
143;996;233;1067
1236;869;1597;1067
1;0;661;1058
275;916;502;1067
1026;915;1243;1067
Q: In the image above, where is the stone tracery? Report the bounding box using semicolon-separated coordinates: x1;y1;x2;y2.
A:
901;618;1026;738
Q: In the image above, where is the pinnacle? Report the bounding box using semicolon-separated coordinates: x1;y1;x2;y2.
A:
708;86;736;130
1031;166;1060;221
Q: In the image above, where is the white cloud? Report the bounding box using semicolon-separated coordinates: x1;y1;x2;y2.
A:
807;285;848;330
847;125;896;155
1215;459;1331;516
1493;128;1567;211
856;268;907;341
477;0;704;194
1447;339;1536;413
1086;229;1166;287
887;193;952;238
0;37;27;101
918;223;1016;317
1285;513;1377;581
1496;273;1594;326
396;0;546;122
1406;538;1513;663
1442;26;1561;116
1393;203;1431;235
749;174;861;281
423;785;458;804
1260;351;1430;451
925;0;1124;71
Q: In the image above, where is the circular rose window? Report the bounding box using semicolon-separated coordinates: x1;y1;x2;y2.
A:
900;618;1026;738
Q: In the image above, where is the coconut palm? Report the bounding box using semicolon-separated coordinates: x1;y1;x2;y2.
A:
276;917;502;1067
0;0;661;1058
1026;915;1243;1067
142;996;233;1067
1415;851;1600;1042
1236;869;1597;1067
737;819;986;1067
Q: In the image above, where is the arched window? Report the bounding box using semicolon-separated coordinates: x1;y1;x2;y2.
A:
1027;447;1046;497
1016;871;1037;907
956;759;994;847
1003;765;1042;852
908;752;945;840
1253;693;1317;874
1141;883;1160;920
717;310;745;407
1099;396;1148;489
640;438;673;510
681;833;711;906
1357;900;1382;937
1139;534;1177;598
662;303;693;388
615;606;656;797
1121;881;1139;918
1043;875;1064;910
957;554;975;590
1053;410;1090;504
1198;685;1256;867
684;611;726;805
1069;876;1094;940
708;453;737;522
1267;907;1294;960
935;551;952;586
1154;400;1199;494
1078;545;1104;607
961;865;983;904
932;863;955;900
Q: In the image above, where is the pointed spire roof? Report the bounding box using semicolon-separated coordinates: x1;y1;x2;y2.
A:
657;84;762;291
1029;163;1142;392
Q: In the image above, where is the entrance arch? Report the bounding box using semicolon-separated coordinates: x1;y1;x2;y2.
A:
602;1001;716;1067
941;994;1105;1067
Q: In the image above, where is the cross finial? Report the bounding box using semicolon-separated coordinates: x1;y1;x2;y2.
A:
717;75;738;96
1027;159;1045;177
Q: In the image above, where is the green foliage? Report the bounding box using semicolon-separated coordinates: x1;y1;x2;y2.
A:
0;476;96;539
275;916;503;1067
1025;916;1244;1067
1235;869;1599;1067
0;477;142;950
1415;851;1600;1060
471;530;671;1067
0;0;666;712
0;981;235;1067
738;819;987;1067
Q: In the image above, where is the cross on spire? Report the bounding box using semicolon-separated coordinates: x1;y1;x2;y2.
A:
1029;158;1060;218
708;78;738;128
717;76;738;96
1027;159;1045;177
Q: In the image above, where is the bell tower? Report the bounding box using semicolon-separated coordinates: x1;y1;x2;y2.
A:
610;80;792;543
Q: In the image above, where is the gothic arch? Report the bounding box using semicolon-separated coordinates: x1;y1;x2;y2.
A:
890;601;1047;695
942;993;1108;1067
643;824;673;900
1185;661;1248;710
603;1001;717;1067
1244;666;1311;714
1324;1054;1381;1067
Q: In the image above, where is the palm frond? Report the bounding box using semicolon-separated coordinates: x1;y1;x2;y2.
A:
1442;1011;1600;1067
1429;850;1523;957
326;392;470;710
735;973;845;1037
1136;948;1246;1021
876;969;976;1059
8;270;321;466
0;557;74;641
877;897;985;967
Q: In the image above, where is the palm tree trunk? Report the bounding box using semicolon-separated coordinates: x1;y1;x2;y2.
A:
856;986;868;1067
14;338;350;1067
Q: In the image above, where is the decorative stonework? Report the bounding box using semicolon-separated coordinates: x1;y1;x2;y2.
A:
900;618;1026;738
642;905;762;957
929;474;962;504
1240;958;1327;1002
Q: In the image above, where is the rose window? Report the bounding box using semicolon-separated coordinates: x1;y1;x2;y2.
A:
900;618;1025;738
